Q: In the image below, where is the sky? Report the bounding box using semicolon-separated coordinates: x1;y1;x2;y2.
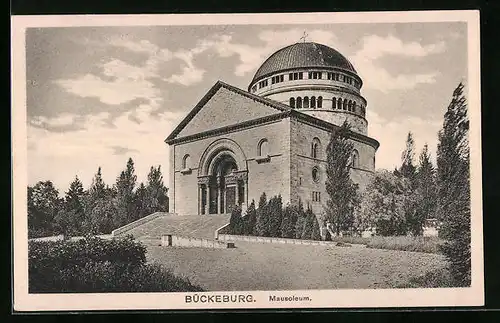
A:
25;22;468;194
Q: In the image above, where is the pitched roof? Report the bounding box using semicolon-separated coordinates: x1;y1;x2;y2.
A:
165;80;291;142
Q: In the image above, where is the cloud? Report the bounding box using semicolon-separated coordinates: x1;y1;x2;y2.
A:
207;29;339;77
54;73;159;106
366;110;442;171
28;105;185;193
351;35;446;93
30;113;77;127
110;145;139;155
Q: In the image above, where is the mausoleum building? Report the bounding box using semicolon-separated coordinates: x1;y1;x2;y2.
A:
165;42;379;216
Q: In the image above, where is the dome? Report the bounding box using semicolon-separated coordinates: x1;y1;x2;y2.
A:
251;42;357;84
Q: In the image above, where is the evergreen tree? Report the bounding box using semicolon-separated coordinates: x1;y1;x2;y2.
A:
325;121;360;236
229;205;243;235
27;181;61;237
267;195;283;237
145;165;169;215
114;158;137;226
83;167;109;234
55;176;85;236
243;200;257;235
400;132;417;181
88;167;106;201
437;82;470;286
301;205;315;240
294;199;306;239
255;193;269;236
134;183;149;220
280;204;298;238
311;213;321;241
409;144;437;235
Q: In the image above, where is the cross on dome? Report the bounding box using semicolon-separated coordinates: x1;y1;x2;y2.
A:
300;31;308;43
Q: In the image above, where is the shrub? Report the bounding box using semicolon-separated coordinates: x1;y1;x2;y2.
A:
366;235;442;254
398;267;454;288
29;236;203;293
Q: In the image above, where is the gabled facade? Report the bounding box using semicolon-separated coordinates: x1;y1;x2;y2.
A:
165;80;379;216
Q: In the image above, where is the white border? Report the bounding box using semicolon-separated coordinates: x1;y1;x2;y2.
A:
11;10;483;311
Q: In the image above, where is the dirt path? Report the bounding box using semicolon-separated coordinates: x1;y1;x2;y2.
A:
146;240;447;291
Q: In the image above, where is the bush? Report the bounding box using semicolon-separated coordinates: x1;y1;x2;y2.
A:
398;267;454;288
366;235;442;254
29;235;147;270
29;236;202;293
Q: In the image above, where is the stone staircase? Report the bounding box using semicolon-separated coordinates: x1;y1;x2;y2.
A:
113;213;231;244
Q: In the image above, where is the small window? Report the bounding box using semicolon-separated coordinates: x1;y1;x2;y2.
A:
312;167;320;183
318;96;323;108
298;72;303;80
258;139;269;157
332;97;336;109
352;101;356;113
289;97;296;108
311;138;321;159
311;96;316;109
304;96;309;109
351;150;359;168
297;97;302;109
337;98;342;110
182;154;191;169
343;99;348;110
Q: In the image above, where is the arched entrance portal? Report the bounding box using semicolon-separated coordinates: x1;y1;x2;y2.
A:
197;140;248;215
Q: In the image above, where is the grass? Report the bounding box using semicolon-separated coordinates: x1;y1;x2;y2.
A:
146;240;448;291
398;267;456;288
328;235;443;254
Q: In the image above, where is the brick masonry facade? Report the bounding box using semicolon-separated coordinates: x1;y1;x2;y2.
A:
166;82;378;217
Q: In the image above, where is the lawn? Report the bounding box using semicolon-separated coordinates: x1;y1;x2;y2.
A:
145;240;448;291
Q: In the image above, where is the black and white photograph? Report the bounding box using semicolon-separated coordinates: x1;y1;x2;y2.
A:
11;11;483;310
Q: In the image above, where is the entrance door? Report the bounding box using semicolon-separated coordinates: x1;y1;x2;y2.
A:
225;186;236;214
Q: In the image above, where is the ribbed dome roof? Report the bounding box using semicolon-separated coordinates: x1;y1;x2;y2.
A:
251;42;357;83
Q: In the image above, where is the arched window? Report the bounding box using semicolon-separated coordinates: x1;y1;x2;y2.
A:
318;96;323;108
289;97;296;108
332;97;336;109
303;96;309;109
311;96;316;109
312;166;320;183
337;98;342;110
352;101;357;113
348;100;353;111
351;149;359;168
182;154;191;169
311;137;321;159
258;139;269;157
297;97;302;109
343;99;348;110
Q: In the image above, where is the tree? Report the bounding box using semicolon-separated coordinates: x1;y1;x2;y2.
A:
255;193;269;237
311;213;321;241
229;205;243;235
301;206;316;240
144;165;169;215
114;158;137;226
324;121;360;236
134;183;149;220
361;170;411;236
82;167;111;234
294;200;306;239
27;181;61;237
409;144;437;236
243;200;257;235
267;195;283;237
280;204;298;238
437;82;470;286
399;132;417;181
55;176;85;236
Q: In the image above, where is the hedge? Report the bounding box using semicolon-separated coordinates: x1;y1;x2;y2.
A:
29;235;203;293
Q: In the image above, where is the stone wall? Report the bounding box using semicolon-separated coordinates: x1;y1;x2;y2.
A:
161;235;234;249
290;118;376;215
218;233;366;247
171;119;291;215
